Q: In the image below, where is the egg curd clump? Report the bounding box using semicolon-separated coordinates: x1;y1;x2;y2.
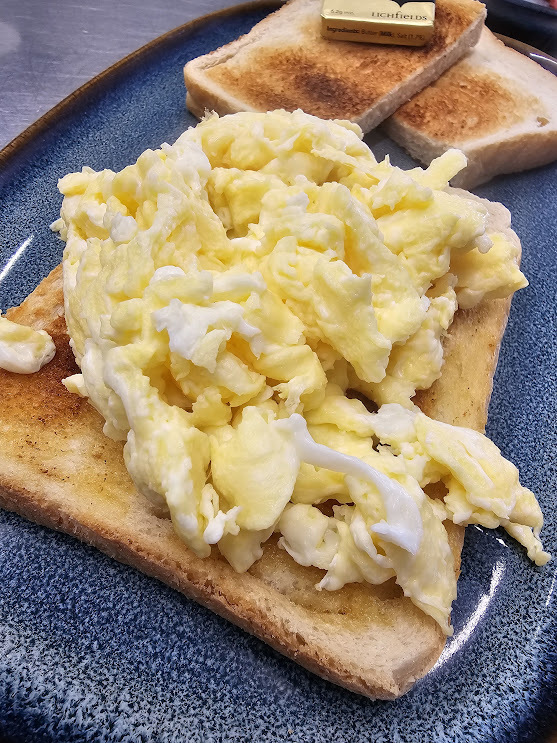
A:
52;110;549;634
0;315;56;374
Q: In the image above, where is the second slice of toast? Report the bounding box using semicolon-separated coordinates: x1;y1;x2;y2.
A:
384;28;557;188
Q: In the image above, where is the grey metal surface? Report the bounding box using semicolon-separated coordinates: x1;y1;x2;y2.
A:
0;0;238;150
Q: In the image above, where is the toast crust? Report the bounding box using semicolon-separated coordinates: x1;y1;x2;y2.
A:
183;0;486;131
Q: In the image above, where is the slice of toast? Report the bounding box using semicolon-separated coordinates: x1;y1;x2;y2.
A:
0;194;516;699
384;28;557;188
183;0;486;132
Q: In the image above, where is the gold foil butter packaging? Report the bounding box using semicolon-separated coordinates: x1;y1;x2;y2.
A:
321;0;435;46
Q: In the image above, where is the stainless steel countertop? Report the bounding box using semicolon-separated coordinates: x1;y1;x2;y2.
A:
0;0;237;151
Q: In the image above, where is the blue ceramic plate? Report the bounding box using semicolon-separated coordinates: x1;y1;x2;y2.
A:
0;4;556;741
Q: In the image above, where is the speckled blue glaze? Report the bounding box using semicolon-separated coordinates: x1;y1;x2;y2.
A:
0;6;556;741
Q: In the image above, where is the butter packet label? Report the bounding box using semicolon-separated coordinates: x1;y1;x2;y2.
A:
321;0;435;47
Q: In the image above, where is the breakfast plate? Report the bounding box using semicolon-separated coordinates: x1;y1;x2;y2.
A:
0;3;556;741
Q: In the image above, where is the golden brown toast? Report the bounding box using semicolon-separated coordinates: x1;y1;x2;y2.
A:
384;28;557;188
183;0;486;132
0;242;512;700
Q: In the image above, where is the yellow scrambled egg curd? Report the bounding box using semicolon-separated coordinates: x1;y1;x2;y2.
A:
0;315;55;373
52;109;548;635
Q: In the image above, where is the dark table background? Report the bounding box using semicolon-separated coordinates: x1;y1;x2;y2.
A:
484;0;557;54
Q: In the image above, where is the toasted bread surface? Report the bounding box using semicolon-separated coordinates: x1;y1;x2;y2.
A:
183;0;485;131
384;28;557;188
0;196;515;699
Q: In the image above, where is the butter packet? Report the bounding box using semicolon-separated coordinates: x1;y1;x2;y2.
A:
321;0;435;46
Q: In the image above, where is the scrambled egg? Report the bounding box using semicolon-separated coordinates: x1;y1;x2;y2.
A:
0;315;55;373
51;109;549;634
